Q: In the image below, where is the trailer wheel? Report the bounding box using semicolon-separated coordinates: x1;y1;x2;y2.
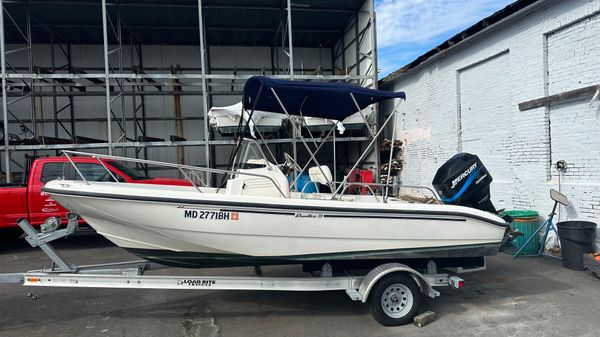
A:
368;273;422;326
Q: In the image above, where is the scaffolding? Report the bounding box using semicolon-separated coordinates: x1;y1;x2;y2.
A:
0;0;379;183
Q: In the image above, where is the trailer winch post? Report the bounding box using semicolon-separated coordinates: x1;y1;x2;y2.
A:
17;213;80;272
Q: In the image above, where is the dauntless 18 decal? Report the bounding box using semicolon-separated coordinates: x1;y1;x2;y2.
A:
184;210;239;220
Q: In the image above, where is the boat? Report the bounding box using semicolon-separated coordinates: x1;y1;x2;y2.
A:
300;106;374;135
300;115;345;134
208;101;286;137
43;76;510;270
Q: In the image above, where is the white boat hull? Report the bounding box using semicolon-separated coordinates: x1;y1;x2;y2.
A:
208;101;285;135
210;114;285;133
303;109;373;133
44;181;508;268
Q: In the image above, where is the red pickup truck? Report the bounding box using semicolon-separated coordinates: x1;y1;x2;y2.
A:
0;156;191;240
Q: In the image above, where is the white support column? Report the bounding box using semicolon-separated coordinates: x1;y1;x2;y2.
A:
369;2;378;89
101;0;112;155
368;1;380;181
197;0;211;177
0;0;10;182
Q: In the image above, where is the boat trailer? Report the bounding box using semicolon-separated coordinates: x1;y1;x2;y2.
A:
0;214;471;326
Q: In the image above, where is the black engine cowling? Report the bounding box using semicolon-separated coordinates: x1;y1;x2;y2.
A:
432;153;496;213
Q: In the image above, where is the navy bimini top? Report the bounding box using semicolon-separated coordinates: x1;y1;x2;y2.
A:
242;76;405;120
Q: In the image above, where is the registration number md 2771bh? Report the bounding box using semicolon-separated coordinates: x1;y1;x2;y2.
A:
184;210;239;221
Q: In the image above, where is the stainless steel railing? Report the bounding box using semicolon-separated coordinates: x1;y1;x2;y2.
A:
62;150;289;198
297;179;439;203
62;150;439;204
336;182;439;203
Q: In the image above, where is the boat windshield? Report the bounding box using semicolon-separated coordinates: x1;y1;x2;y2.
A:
239;162;267;169
235;139;274;169
107;160;150;180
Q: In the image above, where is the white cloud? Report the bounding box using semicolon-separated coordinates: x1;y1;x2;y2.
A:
376;0;513;48
377;45;421;74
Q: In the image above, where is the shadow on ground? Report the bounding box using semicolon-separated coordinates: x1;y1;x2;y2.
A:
1;230;113;254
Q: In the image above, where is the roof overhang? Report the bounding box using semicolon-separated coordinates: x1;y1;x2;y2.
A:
3;0;367;47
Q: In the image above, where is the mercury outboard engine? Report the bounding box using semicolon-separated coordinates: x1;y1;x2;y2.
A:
432;153;496;213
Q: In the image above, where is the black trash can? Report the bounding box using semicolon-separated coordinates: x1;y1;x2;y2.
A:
557;221;597;270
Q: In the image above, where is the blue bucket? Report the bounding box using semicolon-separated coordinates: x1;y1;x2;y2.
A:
289;173;317;193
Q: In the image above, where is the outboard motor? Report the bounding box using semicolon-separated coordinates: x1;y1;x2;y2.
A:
432;153;496;213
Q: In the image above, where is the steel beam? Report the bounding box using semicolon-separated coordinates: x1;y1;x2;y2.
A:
50;31;58;139
5;73;372;80
117;4;126;152
66;44;75;138
1;0;11;182
354;12;360;83
26;0;36;139
286;0;293;80
6;1;358;14
3;136;372;151
198;0;211;175
4;116;206;123
101;0;112;155
20;22;341;35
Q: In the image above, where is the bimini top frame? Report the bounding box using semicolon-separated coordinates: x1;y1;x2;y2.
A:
241;76;406;198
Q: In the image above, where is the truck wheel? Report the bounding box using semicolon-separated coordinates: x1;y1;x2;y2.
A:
369;273;422;326
0;229;23;244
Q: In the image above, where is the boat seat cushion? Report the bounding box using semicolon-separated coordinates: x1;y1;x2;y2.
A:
309;166;332;185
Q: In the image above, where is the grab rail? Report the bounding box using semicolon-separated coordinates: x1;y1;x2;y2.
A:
61;150;289;198
61;150;439;204
336;182;439;203
341;182;382;203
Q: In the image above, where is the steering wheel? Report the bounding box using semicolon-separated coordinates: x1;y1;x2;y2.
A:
283;152;302;172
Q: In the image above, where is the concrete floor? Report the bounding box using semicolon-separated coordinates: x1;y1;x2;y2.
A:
1;233;599;337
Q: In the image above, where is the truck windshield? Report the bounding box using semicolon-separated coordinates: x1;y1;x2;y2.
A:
107;161;150;180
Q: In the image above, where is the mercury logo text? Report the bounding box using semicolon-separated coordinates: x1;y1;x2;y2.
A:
451;163;477;189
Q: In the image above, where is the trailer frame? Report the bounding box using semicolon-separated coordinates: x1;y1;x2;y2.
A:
0;214;470;326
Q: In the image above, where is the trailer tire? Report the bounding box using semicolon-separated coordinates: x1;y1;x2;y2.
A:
368;272;422;326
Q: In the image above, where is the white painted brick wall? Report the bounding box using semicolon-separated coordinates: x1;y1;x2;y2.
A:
381;0;600;246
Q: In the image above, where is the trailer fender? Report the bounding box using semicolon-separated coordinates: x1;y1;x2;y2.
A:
357;263;439;302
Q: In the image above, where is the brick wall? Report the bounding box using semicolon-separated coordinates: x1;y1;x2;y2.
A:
381;0;600;247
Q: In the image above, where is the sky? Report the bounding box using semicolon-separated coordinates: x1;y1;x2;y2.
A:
375;0;515;77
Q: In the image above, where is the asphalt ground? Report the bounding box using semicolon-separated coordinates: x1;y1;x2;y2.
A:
1;232;599;337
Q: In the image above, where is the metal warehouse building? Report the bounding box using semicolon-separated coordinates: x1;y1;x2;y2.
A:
380;0;600;246
0;0;378;182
